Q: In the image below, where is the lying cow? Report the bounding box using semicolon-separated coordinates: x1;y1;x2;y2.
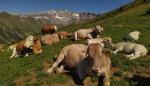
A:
9;35;34;58
47;43;111;86
125;31;141;41
56;31;71;39
41;24;58;35
112;42;148;60
74;25;103;40
41;34;59;45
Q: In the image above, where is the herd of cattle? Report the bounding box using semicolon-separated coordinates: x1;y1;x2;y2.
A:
6;24;148;86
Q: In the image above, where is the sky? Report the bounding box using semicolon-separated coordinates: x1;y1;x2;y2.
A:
0;0;133;14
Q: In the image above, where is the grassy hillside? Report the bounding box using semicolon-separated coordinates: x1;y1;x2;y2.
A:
0;1;150;86
0;12;42;44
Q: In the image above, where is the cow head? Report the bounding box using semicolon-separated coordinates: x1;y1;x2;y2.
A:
24;35;34;48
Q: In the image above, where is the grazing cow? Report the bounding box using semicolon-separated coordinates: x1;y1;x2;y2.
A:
74;25;104;40
9;35;34;59
126;31;141;41
41;24;57;35
112;42;148;60
41;34;59;45
84;43;111;86
32;39;42;54
87;37;112;48
56;31;71;39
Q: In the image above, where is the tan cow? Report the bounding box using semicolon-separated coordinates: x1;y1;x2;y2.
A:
41;34;59;45
74;25;104;40
47;43;111;86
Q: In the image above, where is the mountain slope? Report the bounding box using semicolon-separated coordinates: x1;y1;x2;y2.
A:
0;12;42;44
0;0;150;86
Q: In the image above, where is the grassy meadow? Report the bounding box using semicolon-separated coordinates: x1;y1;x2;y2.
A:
0;1;150;86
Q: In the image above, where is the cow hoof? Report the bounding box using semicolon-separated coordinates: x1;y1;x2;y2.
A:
47;68;53;74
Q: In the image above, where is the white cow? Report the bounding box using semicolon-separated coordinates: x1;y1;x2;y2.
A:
127;31;141;41
112;42;148;60
74;25;104;40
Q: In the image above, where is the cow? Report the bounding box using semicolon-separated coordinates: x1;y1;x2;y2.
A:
125;31;141;41
47;43;111;86
9;35;34;59
112;42;148;60
41;34;59;45
56;31;71;39
41;24;58;35
74;25;104;40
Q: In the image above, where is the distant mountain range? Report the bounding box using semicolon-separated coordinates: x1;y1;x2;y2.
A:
22;10;97;27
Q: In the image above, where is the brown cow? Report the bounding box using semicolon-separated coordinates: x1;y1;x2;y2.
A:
41;24;58;35
56;31;71;39
9;35;35;59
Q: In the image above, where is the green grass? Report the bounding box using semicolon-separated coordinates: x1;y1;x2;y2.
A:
0;1;150;86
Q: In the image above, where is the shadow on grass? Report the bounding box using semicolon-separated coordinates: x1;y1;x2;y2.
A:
129;75;150;86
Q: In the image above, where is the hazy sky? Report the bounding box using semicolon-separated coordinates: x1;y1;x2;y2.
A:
0;0;132;14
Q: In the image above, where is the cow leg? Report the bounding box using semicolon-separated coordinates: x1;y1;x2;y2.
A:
103;69;110;86
129;52;140;60
125;53;134;58
10;48;17;59
56;65;68;73
25;53;29;57
47;54;65;74
113;48;122;55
